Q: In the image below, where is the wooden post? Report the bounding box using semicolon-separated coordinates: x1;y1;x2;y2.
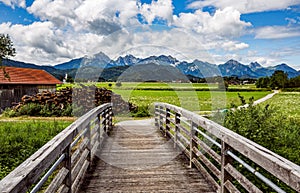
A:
174;113;180;148
108;107;113;132
101;111;106;133
165;108;170;137
63;144;72;193
97;113;101;149
221;141;232;193
154;104;159;128
86;122;92;162
189;121;197;168
159;106;164;132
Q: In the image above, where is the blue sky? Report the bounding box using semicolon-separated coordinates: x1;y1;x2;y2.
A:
0;0;300;70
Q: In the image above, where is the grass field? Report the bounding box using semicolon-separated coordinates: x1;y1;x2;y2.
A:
0;119;73;180
114;89;271;112
57;82;271;112
57;82;264;91
259;92;300;120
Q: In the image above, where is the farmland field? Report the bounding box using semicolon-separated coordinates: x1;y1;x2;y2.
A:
113;89;271;112
0;119;73;180
57;82;271;112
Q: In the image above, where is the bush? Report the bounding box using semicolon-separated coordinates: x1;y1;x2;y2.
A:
131;105;150;117
115;82;122;87
2;103;73;117
213;95;300;165
212;96;300;192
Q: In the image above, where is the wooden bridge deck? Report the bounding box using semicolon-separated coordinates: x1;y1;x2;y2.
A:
79;119;215;192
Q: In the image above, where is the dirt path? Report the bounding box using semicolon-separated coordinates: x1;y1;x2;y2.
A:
237;90;279;109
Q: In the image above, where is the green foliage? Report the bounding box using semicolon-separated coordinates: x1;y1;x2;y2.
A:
287;75;300;88
217;95;300;165
256;70;290;89
212;95;300;192
130;105;150;117
0;34;16;79
3;103;73;117
115;82;122;87
0;34;16;61
0;120;72;180
270;70;288;89
255;76;270;88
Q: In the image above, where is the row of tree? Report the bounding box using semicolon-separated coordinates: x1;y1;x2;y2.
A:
256;70;300;89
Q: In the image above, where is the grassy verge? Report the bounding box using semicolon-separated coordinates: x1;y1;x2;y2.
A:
0;119;73;180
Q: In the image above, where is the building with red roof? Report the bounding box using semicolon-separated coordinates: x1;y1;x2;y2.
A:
0;67;61;110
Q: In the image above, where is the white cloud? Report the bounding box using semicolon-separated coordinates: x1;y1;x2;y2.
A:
1;0;252;66
188;0;300;14
173;7;251;38
255;26;300;39
0;0;25;8
222;41;249;51
140;0;174;24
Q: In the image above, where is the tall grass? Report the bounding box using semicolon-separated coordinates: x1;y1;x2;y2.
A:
0;120;72;180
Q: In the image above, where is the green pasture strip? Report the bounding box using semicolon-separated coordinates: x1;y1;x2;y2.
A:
113;89;271;111
0;120;72;180
57;82;268;92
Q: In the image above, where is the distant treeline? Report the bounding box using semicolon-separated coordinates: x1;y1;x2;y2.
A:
256;70;300;90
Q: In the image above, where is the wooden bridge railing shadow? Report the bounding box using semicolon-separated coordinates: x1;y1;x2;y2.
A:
154;102;300;193
0;103;113;193
0;102;300;193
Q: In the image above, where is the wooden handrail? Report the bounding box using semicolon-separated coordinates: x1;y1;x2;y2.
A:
0;103;113;193
154;102;300;193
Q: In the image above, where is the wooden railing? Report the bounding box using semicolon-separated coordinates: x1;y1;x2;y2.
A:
154;102;300;193
0;103;113;193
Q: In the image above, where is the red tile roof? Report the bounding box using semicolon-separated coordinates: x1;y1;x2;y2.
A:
0;67;62;85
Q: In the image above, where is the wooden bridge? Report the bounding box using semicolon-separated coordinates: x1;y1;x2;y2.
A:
0;103;300;193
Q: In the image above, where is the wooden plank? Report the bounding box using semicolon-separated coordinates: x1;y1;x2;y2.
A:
71;138;89;168
56;185;69;193
192;158;220;191
224;180;241;193
90;124;99;136
72;160;89;193
154;102;300;192
176;132;190;147
193;136;221;164
91;132;100;146
71;148;89;182
44;167;69;193
193;146;221;179
91;141;100;160
225;163;263;193
177;123;190;137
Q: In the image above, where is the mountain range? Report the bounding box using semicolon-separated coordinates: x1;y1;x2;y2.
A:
2;52;300;81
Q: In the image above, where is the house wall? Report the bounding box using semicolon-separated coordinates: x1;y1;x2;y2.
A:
0;84;56;110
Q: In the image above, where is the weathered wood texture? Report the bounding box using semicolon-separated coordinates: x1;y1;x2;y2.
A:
154;102;300;193
0;103;113;193
79;119;215;192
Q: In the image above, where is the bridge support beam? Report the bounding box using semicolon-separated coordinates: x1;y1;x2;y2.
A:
221;142;233;193
165;108;170;137
174;113;181;149
63;144;72;193
189;122;197;168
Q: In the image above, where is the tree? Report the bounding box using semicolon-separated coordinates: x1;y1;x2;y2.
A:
0;34;16;63
0;34;16;79
256;77;270;88
270;70;288;89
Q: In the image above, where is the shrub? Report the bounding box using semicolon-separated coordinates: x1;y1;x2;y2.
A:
131;105;150;117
